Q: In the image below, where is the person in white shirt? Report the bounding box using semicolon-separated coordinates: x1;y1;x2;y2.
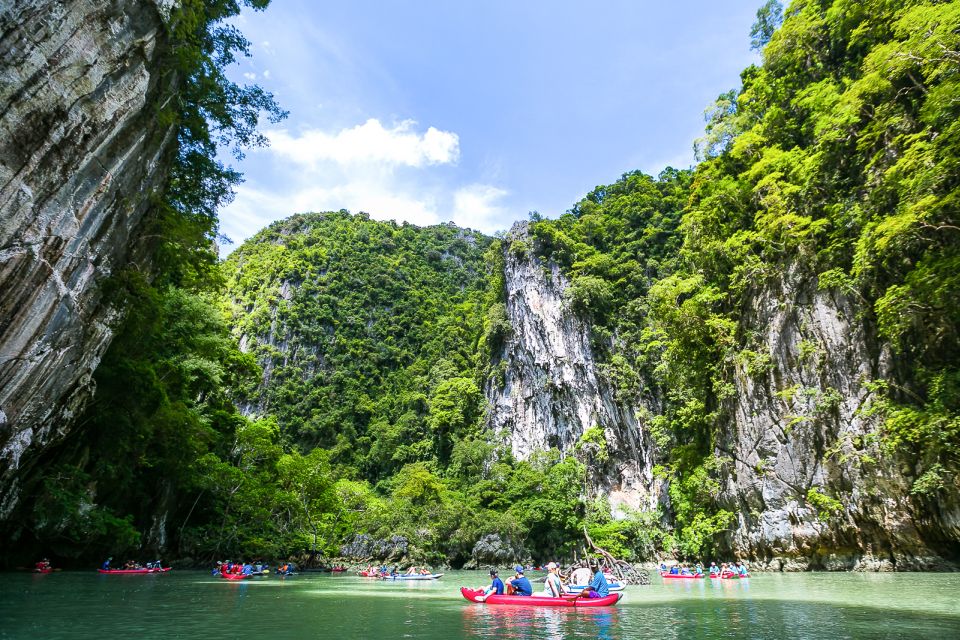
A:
542;562;564;597
570;563;591;586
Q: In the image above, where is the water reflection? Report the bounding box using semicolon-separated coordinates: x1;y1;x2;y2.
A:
461;603;622;639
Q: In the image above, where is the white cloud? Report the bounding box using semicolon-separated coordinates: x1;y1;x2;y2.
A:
452;184;509;232
243;72;257;81
265;119;459;168
217;119;511;253
262;70;271;79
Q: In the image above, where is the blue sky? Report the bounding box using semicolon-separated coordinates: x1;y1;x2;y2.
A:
219;0;761;249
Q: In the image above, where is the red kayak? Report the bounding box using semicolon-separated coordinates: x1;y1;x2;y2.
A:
220;572;251;580
98;568;171;574
358;571;383;577
460;587;621;607
660;572;704;579
710;572;747;579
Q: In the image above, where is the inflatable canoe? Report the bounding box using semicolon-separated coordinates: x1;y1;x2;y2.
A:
710;572;749;579
461;587;621;607
382;573;443;580
358;571;383;577
98;568;171;574
220;572;251;580
659;572;704;579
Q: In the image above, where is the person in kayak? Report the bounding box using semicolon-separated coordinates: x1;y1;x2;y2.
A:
542;562;564;597
479;569;504;596
101;557;112;571
737;561;748;576
506;565;533;596
709;562;719;575
578;562;610;598
571;563;591;586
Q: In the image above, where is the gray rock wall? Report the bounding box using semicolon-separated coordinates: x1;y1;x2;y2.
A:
722;265;959;570
488;226;958;569
0;0;176;516
485;222;664;515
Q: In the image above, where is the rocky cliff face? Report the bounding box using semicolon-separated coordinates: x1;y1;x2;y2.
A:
0;0;176;516
487;226;958;569
722;265;959;570
485;222;664;515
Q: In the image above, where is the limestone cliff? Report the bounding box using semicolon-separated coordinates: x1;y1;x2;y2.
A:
485;222;664;516
486;225;959;569
721;266;960;570
0;0;176;515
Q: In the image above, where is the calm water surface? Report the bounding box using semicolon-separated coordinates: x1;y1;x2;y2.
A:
1;570;958;639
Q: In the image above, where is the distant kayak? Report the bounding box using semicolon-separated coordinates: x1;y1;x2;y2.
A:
461;587;622;607
98;568;171;574
710;572;748;579
220;572;251;580
358;571;383;577
660;572;704;579
381;573;443;580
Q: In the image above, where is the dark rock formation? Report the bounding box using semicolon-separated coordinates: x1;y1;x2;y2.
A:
340;534;410;561
0;0;176;516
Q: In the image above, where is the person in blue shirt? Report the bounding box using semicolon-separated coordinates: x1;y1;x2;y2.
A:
101;557;112;571
476;569;505;600
578;562;610;598
507;565;533;596
709;562;720;575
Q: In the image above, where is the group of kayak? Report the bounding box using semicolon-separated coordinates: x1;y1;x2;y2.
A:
359;565;443;580
98;558;170;574
213;561;277;580
659;561;750;579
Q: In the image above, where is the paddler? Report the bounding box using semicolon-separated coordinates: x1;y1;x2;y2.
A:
577;561;610;599
506;565;532;596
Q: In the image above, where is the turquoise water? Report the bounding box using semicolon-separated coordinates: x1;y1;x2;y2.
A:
1;570;958;639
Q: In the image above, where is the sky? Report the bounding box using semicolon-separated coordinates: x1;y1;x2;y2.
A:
218;0;761;250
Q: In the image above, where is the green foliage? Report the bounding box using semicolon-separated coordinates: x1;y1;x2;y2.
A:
806;487;844;521
575;426;610;465
750;0;784;51
222;212;492;481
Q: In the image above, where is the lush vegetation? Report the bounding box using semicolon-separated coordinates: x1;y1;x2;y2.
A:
527;0;960;556
3;0;285;565
7;0;958;568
